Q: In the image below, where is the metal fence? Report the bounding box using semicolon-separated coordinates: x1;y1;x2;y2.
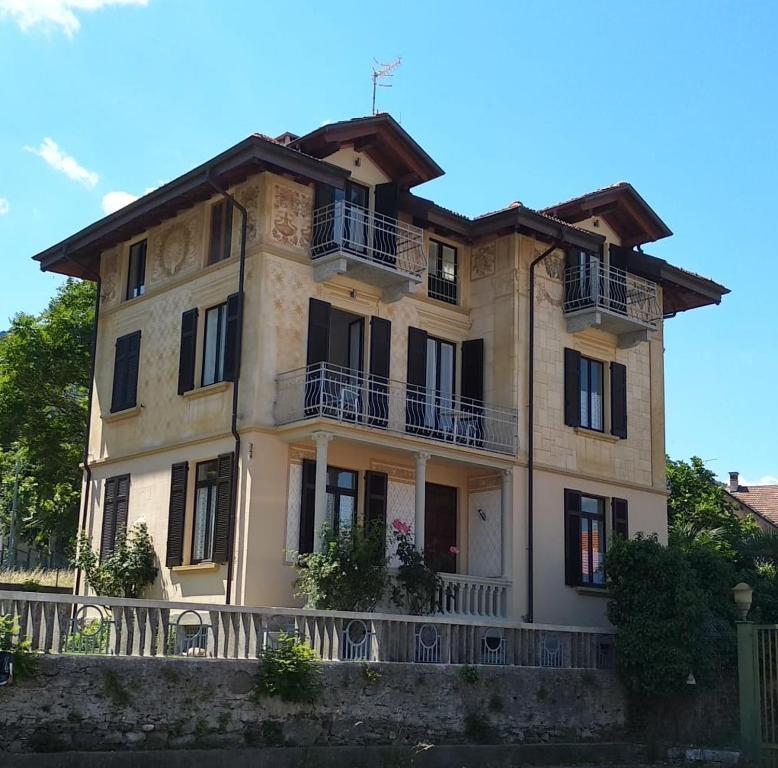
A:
0;590;615;670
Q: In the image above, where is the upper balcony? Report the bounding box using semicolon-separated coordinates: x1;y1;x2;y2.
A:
563;261;660;346
311;202;426;301
274;362;518;457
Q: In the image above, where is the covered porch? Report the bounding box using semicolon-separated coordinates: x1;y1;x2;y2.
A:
281;425;515;620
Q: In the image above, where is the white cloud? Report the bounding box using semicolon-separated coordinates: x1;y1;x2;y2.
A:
102;184;161;214
25;137;99;189
0;0;148;38
741;475;778;487
0;197;8;215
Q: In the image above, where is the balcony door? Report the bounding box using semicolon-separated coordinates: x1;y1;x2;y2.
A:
425;483;457;574
424;337;456;435
343;181;369;255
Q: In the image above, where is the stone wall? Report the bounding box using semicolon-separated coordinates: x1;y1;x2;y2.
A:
0;656;626;754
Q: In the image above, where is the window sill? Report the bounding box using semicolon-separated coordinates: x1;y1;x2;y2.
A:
182;381;231;400
574;427;620;444
171;563;221;573
576;586;610;598
102;404;142;423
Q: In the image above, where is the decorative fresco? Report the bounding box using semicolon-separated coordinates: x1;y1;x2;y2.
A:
471;241;496;280
271;183;313;249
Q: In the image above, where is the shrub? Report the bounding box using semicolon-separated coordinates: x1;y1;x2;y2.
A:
0;613;38;681
72;521;158;598
253;633;323;704
390;519;441;615
606;534;723;698
295;524;387;611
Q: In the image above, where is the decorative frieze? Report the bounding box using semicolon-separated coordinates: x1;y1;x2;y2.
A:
370;460;415;484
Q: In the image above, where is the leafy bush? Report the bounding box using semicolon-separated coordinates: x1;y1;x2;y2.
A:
253;633;322;704
390;519;441;615
295;524;387;611
0;613;38;681
72;521;158;598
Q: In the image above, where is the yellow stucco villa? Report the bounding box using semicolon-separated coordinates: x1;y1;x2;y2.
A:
32;114;727;627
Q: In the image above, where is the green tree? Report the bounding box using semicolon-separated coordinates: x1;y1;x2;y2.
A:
0;279;95;558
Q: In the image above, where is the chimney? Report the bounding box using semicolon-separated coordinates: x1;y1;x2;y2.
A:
729;471;740;493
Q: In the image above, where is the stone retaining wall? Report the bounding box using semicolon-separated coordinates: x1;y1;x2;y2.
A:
0;656;626;753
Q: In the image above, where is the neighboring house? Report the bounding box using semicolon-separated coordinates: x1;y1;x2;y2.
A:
31;114;727;627
726;471;778;532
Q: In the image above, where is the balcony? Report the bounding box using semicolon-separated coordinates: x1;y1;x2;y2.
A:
275;362;518;456
311;202;426;301
564;262;660;346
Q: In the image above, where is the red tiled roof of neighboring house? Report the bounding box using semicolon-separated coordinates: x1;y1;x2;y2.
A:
730;485;778;525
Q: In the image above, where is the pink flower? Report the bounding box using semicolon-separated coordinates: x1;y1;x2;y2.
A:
392;519;412;535
449;546;460;556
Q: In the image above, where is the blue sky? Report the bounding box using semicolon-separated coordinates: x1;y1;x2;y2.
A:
0;0;775;485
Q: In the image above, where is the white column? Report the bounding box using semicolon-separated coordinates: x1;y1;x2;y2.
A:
501;468;514;579
312;431;332;553
414;452;430;551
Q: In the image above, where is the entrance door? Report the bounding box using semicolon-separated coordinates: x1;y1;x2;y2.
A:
424;483;458;574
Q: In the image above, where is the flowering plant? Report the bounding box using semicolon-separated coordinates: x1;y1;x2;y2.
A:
390;518;442;615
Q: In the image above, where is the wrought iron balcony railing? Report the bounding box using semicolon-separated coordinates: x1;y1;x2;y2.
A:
275;362;518;456
311;202;427;279
564;261;660;331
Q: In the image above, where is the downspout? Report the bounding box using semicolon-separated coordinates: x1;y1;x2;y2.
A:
526;232;565;623
61;252;101;598
206;174;248;606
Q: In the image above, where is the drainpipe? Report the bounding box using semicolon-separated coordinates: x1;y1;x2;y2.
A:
526;232;565;623
61;252;101;598
207;174;248;606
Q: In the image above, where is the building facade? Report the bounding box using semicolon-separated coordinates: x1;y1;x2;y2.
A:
33;115;727;626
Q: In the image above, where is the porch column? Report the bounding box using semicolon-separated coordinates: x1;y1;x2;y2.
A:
501;468;514;578
414;452;430;551
312;431;333;553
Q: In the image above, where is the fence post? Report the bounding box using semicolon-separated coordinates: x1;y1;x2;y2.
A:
737;621;760;761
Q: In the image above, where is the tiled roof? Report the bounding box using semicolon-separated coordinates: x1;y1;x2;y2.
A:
475;200;597;237
730;485;778;525
540;182;631;213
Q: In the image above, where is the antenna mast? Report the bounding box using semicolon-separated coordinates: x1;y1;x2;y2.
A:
372;57;401;115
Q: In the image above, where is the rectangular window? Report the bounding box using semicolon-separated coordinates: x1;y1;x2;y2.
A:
326;467;358;534
208;200;233;264
111;331;141;413
424;336;456;431
192;460;219;563
428;240;458;304
126;239;147;300
202;303;227;386
565;491;606;588
579;356;604;431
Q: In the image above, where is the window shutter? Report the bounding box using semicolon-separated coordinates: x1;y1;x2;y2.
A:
114;474;130;543
211;452;234;563
166;462;189;567
223;293;240;382
178;309;198;395
298;459;317;554
100;476;118;561
564;347;581;428
610;362;628;439
111;331;141;413
374;183;399;262
461;339;484;402
364;471;388;536
374;183;399;219
564;489;582;587
406;327;428;432
612;497;629;539
306;298;331;366
368;316;391;427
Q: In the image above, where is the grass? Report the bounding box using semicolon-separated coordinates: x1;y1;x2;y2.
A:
0;567;75;588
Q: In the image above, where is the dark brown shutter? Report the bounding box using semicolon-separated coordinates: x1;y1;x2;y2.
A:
610;362;628;439
461;339;484;402
564;489;582;587
406;327;428;432
166;462;189;567
374;183;399;263
100;476;118;561
564;347;581;427
211;452;234;563
111;331;141;413
298;459;317;554
178;309;198;395
612;497;629;539
114;474;130;542
223;292;240;382
368;316;391;426
364;471;388;536
306;298;331;366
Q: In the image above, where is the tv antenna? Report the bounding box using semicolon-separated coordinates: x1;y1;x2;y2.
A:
372;57;401;115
